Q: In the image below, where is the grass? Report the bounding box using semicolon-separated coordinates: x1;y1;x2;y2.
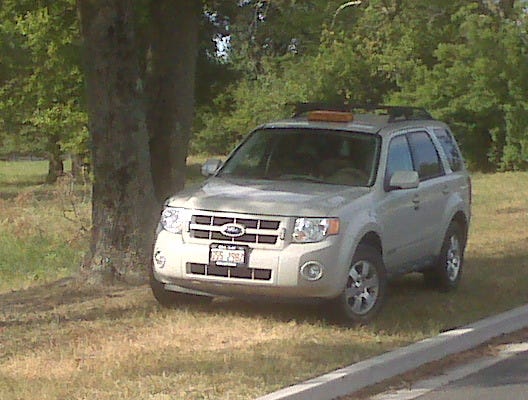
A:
1;161;527;399
0;160;48;197
0;160;89;291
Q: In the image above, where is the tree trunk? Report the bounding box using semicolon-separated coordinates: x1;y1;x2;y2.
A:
147;0;201;202
46;135;64;183
499;0;515;18
78;0;158;284
71;153;82;181
71;153;91;183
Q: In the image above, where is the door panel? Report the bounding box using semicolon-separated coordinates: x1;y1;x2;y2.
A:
407;131;448;256
379;134;428;270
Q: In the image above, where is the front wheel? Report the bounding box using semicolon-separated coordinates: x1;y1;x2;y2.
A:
424;222;465;291
328;244;387;325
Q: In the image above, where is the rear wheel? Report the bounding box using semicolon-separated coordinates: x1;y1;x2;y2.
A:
149;266;213;307
424;222;465;291
328;244;387;325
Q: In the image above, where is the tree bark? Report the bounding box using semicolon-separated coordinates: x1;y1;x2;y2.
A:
78;0;158;284
71;153;91;183
499;0;515;18
46;135;64;183
147;0;201;201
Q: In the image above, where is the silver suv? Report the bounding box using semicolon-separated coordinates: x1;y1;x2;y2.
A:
150;104;471;324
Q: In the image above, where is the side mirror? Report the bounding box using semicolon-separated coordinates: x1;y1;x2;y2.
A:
388;170;419;191
201;158;223;177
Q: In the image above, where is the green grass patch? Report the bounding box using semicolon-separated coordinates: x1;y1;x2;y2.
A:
1;162;527;399
0;160;89;291
0;157;215;291
0;160;48;196
0;235;84;291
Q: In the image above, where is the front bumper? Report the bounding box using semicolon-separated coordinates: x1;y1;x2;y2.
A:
152;230;345;299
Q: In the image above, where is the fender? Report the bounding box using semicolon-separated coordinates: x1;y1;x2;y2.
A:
334;207;382;292
435;192;470;256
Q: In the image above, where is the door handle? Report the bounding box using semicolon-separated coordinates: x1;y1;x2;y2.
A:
412;195;420;210
442;185;450;195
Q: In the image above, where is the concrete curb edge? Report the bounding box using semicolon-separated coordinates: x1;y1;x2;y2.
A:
256;304;528;400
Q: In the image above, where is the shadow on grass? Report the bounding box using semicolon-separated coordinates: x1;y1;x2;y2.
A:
201;250;528;332
0;180;46;200
208;297;326;325
0;278;135;327
0;178;45;188
0;181;90;202
2;251;527;334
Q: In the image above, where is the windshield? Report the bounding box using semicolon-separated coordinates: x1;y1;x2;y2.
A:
218;128;380;187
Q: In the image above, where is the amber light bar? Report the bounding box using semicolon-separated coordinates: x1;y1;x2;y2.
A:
307;110;354;123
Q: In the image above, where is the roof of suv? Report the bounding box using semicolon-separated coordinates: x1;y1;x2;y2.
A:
261;104;448;136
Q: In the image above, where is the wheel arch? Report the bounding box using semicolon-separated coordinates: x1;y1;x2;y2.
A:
358;231;383;257
451;210;469;248
336;229;384;294
434;209;469;257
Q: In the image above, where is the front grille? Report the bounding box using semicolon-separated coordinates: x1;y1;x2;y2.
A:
187;263;272;281
190;214;281;245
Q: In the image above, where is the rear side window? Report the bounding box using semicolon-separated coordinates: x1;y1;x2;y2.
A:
433;128;464;172
407;131;444;181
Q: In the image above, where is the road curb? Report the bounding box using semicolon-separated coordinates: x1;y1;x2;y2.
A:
256;304;528;400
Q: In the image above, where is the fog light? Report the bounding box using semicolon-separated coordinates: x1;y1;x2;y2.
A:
300;261;324;281
153;250;166;269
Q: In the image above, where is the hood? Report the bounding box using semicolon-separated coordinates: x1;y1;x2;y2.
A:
166;177;370;216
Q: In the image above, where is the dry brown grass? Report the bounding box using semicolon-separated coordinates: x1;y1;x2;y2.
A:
0;284;409;400
1;168;527;399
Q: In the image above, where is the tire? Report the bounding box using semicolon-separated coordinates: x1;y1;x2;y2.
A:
149;266;213;307
328;244;387;325
424;222;465;292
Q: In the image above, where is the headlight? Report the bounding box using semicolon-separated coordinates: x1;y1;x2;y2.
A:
160;207;188;234
292;217;340;243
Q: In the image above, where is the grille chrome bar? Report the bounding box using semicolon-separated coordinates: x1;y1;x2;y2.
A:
190;213;282;245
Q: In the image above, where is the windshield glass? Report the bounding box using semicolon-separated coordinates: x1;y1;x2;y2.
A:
218;128;380;187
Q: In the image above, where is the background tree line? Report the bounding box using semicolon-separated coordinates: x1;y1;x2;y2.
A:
2;0;527;174
194;0;528;171
1;0;526;281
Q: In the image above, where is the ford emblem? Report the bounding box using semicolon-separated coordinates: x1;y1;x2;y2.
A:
220;223;246;238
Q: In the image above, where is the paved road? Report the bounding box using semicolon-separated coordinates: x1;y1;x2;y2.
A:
371;343;528;400
416;348;528;400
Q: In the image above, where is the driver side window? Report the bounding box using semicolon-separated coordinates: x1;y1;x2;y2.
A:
385;135;413;189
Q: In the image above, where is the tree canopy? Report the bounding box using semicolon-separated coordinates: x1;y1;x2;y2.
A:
0;0;86;180
2;0;527;171
194;0;528;170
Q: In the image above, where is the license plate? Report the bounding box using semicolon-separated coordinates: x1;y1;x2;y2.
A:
209;244;247;267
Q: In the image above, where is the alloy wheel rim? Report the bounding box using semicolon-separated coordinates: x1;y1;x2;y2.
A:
344;260;379;315
446;235;461;281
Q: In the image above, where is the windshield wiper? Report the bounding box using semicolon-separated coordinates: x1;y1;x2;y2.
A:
276;174;328;184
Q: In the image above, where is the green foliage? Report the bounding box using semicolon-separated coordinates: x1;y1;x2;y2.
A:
313;29;393;104
192;56;314;154
193;0;528;171
0;0;87;160
392;5;528;170
226;1;341;75
1;0;527;171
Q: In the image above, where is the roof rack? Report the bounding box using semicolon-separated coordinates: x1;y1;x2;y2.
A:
293;102;433;122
